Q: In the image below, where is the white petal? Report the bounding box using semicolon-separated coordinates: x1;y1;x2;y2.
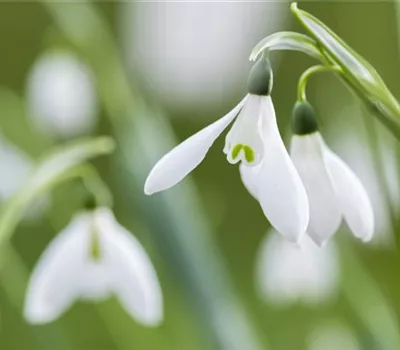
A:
24;213;90;324
239;163;260;200
324;148;374;242
246;97;309;242
95;209;163;326
290;133;342;246
256;230;338;306
256;232;300;305
144;96;248;195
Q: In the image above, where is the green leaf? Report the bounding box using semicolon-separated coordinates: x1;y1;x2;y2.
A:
291;2;400;139
0;136;115;250
250;31;325;61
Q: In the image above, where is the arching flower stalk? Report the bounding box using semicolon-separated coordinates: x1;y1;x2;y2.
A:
290;101;374;246
24;207;163;327
145;56;309;242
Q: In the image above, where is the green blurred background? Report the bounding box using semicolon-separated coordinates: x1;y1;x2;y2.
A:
0;2;400;350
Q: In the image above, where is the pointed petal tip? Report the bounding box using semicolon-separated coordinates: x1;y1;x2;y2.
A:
138;309;164;328
23;299;59;325
143;181;154;196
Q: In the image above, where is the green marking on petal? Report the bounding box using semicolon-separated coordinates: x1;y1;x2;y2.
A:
243;145;255;163
90;226;102;261
232;144;243;160
231;144;256;163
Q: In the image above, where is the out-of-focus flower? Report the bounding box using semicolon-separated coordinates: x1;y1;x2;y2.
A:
145;57;308;242
290;101;374;246
0;135;32;201
26;51;97;138
256;230;339;306
307;323;360;350
24;207;163;327
119;2;288;112
328;105;399;246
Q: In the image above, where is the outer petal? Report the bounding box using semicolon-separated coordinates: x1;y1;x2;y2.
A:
290;133;342;246
239;163;260;200
96;209;163;326
248;97;309;242
144;96;248;195
24;213;89;324
324;148;374;242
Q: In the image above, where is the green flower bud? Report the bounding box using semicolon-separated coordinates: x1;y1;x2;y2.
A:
291;101;318;135
248;56;273;96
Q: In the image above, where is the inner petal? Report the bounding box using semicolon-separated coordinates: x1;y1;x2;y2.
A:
224;95;264;166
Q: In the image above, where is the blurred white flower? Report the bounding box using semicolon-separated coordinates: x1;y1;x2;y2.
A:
256;230;339;306
26;51;97;138
307;323;360;350
145;57;308;242
290;101;374;246
24;207;163;326
0;135;32;201
119;1;287;111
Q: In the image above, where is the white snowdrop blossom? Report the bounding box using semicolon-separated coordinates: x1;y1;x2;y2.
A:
145;57;309;242
256;230;339;306
24;207;163;327
290;101;374;246
27;51;97;137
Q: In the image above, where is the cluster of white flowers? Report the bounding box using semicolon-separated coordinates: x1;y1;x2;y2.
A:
145;56;374;247
144;55;374;305
21;50;375;328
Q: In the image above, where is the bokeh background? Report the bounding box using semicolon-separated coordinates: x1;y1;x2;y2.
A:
0;1;400;350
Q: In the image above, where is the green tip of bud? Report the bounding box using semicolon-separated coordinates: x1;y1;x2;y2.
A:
83;194;97;210
247;55;273;96
291;101;318;135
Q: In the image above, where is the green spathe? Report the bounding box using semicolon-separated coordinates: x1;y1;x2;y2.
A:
291;101;318;135
247;56;273;96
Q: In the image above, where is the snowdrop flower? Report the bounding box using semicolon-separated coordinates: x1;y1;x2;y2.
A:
145;56;309;241
290;101;374;246
256;230;339;305
27;51;97;138
24;207;163;327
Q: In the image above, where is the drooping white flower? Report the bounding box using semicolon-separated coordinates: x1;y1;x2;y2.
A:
256;230;338;306
290;101;374;246
145;57;309;242
24;207;163;327
27;51;97;138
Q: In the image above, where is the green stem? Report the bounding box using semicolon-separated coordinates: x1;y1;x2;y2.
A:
297;65;343;101
0;164;111;257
